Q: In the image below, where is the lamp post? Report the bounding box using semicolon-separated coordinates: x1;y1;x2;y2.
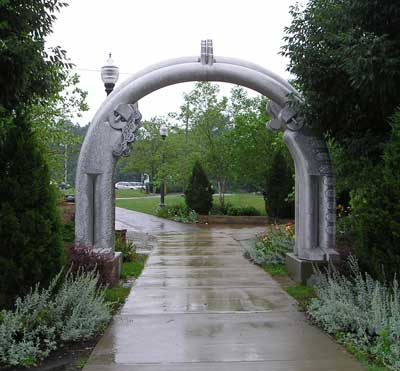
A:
101;53;119;95
159;125;168;208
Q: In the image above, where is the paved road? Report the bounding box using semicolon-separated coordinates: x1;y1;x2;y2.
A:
84;209;363;371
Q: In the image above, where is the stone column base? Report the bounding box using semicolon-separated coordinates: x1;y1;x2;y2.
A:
285;253;327;285
105;251;123;286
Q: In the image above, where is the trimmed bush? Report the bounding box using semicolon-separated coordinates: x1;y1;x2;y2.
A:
227;205;261;216
185;161;213;214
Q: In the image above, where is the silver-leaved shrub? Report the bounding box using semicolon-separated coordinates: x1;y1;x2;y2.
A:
54;270;111;341
309;256;400;370
0;270;111;367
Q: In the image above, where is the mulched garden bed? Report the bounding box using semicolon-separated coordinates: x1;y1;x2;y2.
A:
1;337;99;371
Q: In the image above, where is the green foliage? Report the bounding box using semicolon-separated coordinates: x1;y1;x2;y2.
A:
121;254;148;279
121;84;288;201
282;0;400;151
265;150;294;218
210;202;261;216
185;83;232;206
285;284;316;312
62;220;75;243
30;73;88;183
185;161;213;214
352;112;400;280
0;270;111;367
0;0;71;111
0;0;72;308
229;87;286;192
282;0;400;280
115;236;137;262
104;286;130;313
263;264;288;277
156;204;198;223
309;257;400;370
243;224;295;265
0;117;65;308
226;205;260;216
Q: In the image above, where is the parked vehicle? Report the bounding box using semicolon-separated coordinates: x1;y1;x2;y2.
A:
115;181;145;190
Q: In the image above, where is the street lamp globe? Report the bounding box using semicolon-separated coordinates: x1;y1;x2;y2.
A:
101;53;119;96
159;125;168;140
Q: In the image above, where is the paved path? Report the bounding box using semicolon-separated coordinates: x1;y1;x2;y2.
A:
84;210;363;371
115;207;198;234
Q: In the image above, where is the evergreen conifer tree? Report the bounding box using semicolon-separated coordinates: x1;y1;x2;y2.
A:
0;112;65;308
185;161;213;214
0;1;68;307
265;151;294;219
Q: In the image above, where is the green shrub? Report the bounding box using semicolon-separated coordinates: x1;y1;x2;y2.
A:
210;202;232;215
227;205;261;216
62;220;75;243
0;270;110;367
115;236;137;262
156;204;198;223
309;257;400;370
0;117;65;309
185;161;213;214
243;224;294;265
352;112;400;280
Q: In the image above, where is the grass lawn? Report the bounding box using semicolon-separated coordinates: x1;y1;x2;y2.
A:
115;189;153;198
116;194;185;215
104;253;148;312
121;253;148;279
116;193;266;216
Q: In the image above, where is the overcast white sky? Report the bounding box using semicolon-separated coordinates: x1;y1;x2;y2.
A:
48;0;306;126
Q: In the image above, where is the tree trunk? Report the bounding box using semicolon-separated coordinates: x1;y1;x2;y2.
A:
217;178;226;210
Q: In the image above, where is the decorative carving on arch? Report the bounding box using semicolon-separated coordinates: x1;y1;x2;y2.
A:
108;103;142;157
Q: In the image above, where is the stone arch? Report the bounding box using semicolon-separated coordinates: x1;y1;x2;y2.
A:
75;41;338;273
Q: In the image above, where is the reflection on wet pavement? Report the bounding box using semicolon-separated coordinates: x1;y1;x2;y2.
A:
83;209;364;371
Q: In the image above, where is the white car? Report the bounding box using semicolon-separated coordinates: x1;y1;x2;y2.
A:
115;181;145;190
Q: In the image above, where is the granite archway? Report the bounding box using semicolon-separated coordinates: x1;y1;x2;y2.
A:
75;41;338;279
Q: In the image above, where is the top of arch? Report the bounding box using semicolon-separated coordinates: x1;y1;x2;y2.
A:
91;40;303;132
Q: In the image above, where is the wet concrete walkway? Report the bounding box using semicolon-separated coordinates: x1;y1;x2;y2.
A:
84;211;363;371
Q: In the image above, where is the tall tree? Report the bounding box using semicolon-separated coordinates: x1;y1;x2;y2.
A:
182;82;233;207
30;72;88;183
282;0;400;278
228;87;290;192
0;0;70;307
